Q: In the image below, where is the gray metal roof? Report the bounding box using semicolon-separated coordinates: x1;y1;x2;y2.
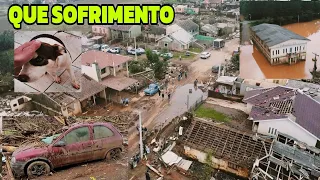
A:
251;23;310;47
177;19;199;32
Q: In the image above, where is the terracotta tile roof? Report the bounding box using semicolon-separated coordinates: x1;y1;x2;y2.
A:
81;50;132;68
67;74;105;101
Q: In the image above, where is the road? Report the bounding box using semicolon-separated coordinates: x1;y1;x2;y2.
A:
128;38;240;155
189;38;240;75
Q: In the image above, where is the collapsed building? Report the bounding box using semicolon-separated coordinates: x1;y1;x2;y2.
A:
251;132;320;180
182;118;271;178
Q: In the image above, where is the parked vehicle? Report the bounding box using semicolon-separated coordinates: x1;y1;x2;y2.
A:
185;51;190;56
152;50;160;55
160;52;173;59
212;65;224;73
10;122;124;178
144;83;159;96
200;52;211;59
91;44;101;50
109;47;121;54
136;48;145;54
101;44;110;52
127;49;142;56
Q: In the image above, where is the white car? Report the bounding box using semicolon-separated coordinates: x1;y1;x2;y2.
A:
101;44;110;52
136;48;145;54
152;50;160;55
109;47;121;54
200;52;211;59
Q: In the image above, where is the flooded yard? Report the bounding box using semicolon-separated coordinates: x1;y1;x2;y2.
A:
240;19;320;79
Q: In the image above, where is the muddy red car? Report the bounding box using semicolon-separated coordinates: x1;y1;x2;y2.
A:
10;122;124;178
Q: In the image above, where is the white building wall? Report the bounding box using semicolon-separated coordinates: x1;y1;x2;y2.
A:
256;119;318;147
81;64;99;82
270;39;308;59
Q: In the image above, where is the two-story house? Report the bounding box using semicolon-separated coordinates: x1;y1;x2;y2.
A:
251;23;310;65
81;50;138;103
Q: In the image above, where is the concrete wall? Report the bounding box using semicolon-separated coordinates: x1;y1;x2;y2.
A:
129;25;142;38
184;146;249;178
82;64;99;82
256;118;318;147
10;96;32;111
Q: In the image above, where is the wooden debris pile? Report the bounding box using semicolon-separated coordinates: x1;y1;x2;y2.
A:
2;116;64;146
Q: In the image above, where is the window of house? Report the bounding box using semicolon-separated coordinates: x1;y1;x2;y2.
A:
268;127;271;133
316;140;320;149
273;80;279;84
17;98;24;105
290;48;292;52
94;126;114;139
165;43;168;47
13;104;17;107
274;129;277;135
283;49;285;54
101;68;106;74
272;51;274;56
63;127;90;145
271;128;274;134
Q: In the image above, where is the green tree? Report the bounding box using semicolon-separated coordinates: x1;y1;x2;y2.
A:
231;54;239;71
146;49;168;79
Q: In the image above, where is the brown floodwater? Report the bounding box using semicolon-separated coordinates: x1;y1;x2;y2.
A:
240;19;320;79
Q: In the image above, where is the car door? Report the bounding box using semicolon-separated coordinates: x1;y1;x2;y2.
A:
50;126;93;167
92;125;118;160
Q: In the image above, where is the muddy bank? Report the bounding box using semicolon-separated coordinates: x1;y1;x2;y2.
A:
240;19;320;79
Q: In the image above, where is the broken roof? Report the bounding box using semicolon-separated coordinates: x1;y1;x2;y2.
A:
176;19;199;32
286;80;320;103
251;23;310;47
100;76;138;91
108;25;135;31
183;118;271;167
81;50;132;68
244;86;320;139
67;74;105;101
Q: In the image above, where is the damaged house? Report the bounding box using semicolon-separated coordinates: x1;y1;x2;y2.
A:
251;133;320;180
243;86;320;148
22;74;107;116
183;118;271;178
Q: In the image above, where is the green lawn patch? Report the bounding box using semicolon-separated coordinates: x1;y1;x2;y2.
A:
195;105;230;122
189;47;203;53
173;52;195;60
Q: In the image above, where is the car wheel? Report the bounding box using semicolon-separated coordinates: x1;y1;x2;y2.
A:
106;148;121;161
26;161;50;178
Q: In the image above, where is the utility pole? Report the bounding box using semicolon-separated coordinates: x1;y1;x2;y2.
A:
312;53;319;79
134;37;137;61
139;111;144;159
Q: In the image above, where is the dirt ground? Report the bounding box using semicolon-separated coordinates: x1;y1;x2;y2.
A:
1;116;129;180
36;160;128;180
